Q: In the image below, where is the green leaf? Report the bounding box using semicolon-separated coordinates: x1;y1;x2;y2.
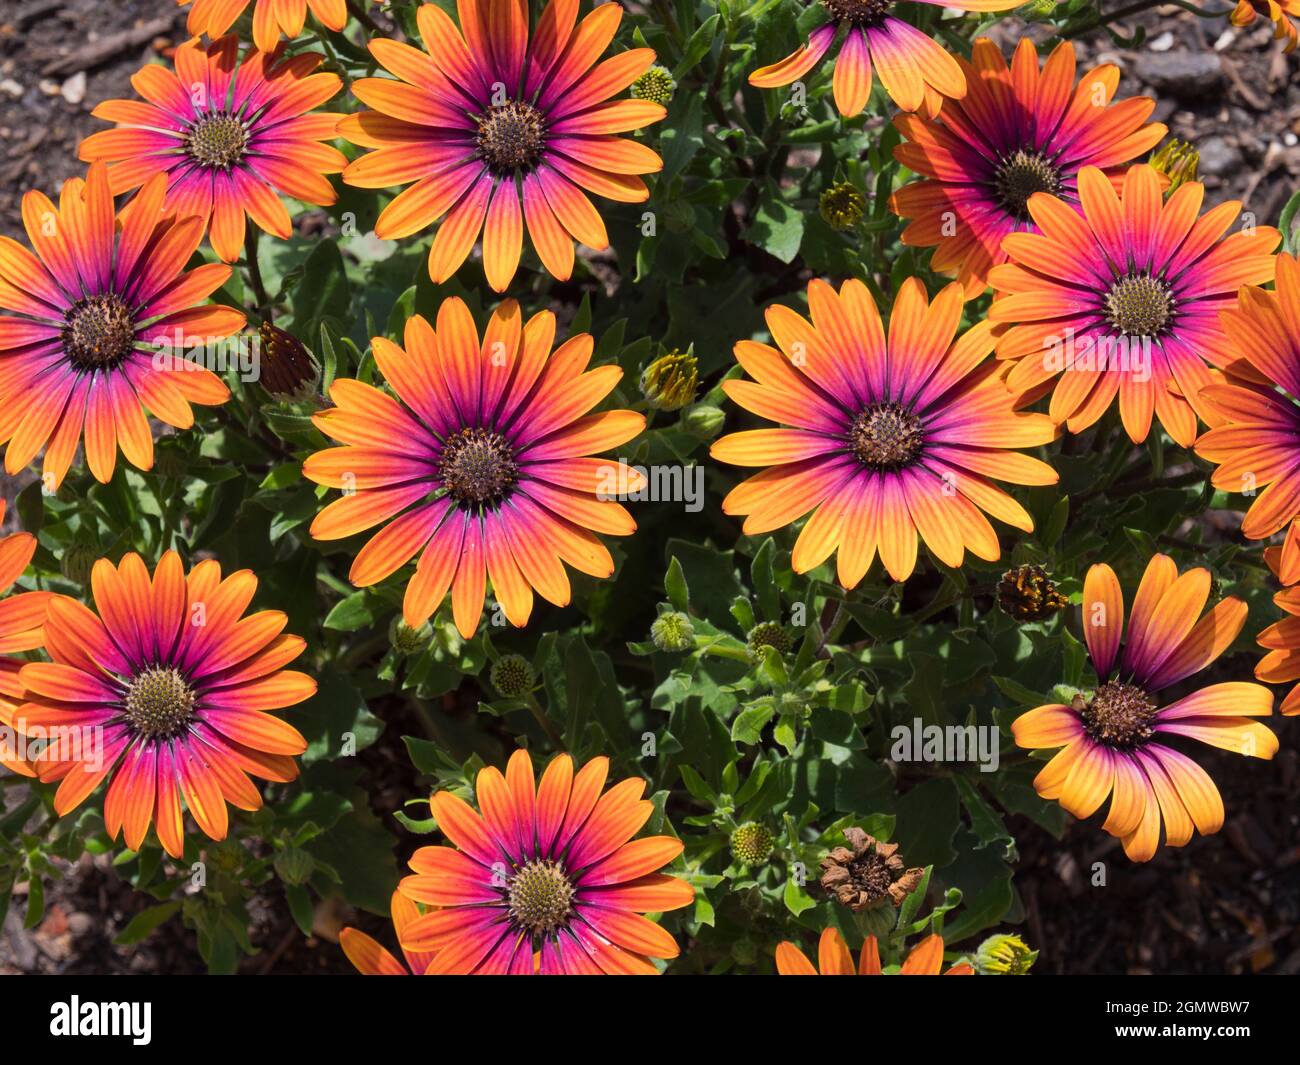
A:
291;238;351;339
751;538;781;622
323;591;376;632
783;877;816;916
953;775;1016;858
285;884;314;938
665;555;690;611
731;701;775;745
113;901;181;946
749;189;805;264
297;666;383;763
1280;186;1300;254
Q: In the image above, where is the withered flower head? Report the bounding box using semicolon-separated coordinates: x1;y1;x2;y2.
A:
819;827;924;912
997;564;1068;622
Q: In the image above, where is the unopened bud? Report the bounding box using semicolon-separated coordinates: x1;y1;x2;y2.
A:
258;321;320;400
819;182;866;231
640;350;699;412
651;611;696;653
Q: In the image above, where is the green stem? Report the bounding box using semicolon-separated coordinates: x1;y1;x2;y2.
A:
345;0;381;35
816;600;850;656
154;475;178;554
524;693;567;751
911;586;969;626
1064;0;1184;37
651;0;684;45
697;639;751;663
244;228;269;320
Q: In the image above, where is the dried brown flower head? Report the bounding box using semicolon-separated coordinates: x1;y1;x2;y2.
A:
819;828;924;911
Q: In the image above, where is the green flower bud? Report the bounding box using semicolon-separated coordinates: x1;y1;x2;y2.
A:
681;403;725;440
388;616;431;656
1150;139;1199;194
1014;0;1058;20
490;653;535;698
651;611;695;653
60;543;98;585
730;822;775;865
274;845;316;887
746;621;791;660
630;65;676;105
640;351;699;412
974;933;1038;975
819;182;866;231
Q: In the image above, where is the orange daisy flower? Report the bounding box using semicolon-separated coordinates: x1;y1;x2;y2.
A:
11;551;314;858
0;163;241;487
891;39;1166;297
988;164;1280;448
340;0;664;291
1230;0;1300;52
304;297;645;639
747;0;1018;117
1195;253;1300;557
1263;522;1300;589
1257;576;1300;717
709;278;1059;585
396;750;694;975
179;0;348;53
0;500;52;778
1011;554;1277;862
340;889;438;975
80;36;346;263
775;928;974;975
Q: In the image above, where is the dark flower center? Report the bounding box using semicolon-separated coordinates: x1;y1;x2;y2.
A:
822;0;892;26
993;149;1062;220
124;666;196;740
1104;273;1175;337
184;112;249;169
507;859;574;936
63;293;136;371
845;848;894;902
850;402;924;470
475;102;546;174
439;427;518;506
1079;681;1157;749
